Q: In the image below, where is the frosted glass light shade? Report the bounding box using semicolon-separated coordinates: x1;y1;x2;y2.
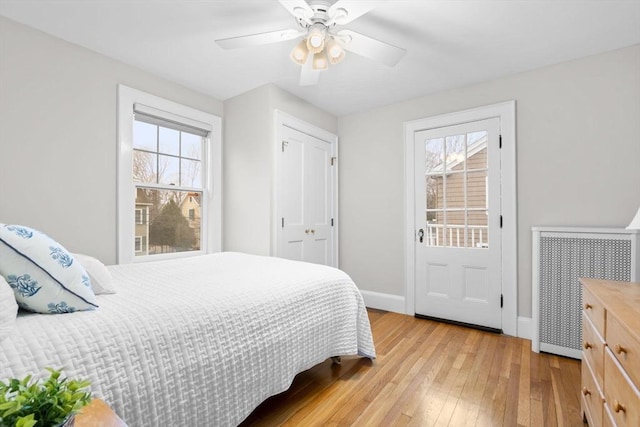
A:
290;39;309;65
306;23;326;54
326;38;345;65
312;51;328;70
627;206;640;229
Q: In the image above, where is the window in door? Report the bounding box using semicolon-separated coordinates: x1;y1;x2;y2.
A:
424;130;489;248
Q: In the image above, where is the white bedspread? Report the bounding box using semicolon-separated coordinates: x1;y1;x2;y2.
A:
0;252;375;426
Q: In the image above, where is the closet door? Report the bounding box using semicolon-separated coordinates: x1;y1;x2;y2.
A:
278;124;335;266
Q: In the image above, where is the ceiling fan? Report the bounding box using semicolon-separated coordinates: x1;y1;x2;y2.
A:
215;0;406;86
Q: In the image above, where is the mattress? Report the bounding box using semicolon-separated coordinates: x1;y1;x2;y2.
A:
0;252;375;426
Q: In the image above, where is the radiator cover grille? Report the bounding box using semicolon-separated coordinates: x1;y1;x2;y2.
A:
538;236;632;353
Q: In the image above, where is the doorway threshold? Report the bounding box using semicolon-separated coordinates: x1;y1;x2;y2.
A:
415;314;502;334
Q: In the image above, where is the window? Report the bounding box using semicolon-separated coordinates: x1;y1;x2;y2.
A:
117;85;221;263
135;208;146;225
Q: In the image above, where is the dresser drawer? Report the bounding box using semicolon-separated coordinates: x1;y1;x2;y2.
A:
603;403;617;427
581;356;603;427
582;312;605;387
583;285;606;335
606;312;640;388
604;348;640;427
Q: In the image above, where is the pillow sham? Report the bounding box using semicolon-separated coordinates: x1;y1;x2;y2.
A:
0;275;18;343
72;253;116;295
0;224;98;314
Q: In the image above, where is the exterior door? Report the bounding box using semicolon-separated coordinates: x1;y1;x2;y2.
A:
414;118;502;330
279;125;334;266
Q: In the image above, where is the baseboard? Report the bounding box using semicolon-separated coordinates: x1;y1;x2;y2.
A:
518;316;532;340
360;290;406;314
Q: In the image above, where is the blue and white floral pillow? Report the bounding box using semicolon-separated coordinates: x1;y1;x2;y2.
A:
0;224;98;314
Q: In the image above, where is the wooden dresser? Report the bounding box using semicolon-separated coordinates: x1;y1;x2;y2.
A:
581;278;640;426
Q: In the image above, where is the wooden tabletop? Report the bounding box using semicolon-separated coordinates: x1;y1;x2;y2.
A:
68;399;128;427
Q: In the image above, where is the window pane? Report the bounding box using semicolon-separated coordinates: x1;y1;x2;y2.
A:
158;154;179;186
468;210;489;248
445;172;465;209
467;171;488;209
425;138;444;174
133;150;157;183
425;212;445;247
135;188;202;256
182;133;202;160
467;131;487;170
446;210;465;247
133;121;157;151
159;127;179;156
445;134;465;172
181;158;201;187
426;176;440;210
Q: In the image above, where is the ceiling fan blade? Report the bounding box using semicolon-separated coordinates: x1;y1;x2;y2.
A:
216;29;301;50
278;0;314;24
299;56;320;86
337;29;406;66
328;0;380;25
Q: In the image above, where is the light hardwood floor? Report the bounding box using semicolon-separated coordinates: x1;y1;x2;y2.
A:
240;309;585;426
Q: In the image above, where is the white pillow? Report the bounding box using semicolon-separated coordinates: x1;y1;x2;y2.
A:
0;275;18;343
0;224;98;314
72;253;116;295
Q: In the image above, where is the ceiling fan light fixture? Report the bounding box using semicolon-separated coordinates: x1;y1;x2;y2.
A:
290;39;309;65
312;51;328;71
326;38;345;65
306;23;326;54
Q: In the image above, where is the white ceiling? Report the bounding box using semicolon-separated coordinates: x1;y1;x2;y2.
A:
1;0;639;116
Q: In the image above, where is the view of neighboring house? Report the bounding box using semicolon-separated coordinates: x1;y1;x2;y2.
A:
134;188;152;256
179;192;201;250
134;188;201;256
426;134;489;248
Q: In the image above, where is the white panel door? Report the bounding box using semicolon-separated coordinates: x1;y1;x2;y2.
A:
279;125;334;266
414;118;502;330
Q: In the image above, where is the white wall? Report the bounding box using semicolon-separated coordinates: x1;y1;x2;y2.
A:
0;16;223;265
338;44;640;318
223;84;337;255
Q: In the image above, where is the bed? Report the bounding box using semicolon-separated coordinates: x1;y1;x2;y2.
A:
0;252;375;426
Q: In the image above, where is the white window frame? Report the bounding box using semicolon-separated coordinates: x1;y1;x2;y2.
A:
117;85;222;263
134;236;143;253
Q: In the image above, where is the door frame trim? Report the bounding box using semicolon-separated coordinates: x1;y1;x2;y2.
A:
272;110;339;267
403;101;517;336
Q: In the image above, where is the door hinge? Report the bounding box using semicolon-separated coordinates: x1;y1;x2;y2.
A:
281;217;284;228
500;294;503;308
499;135;502;149
282;141;288;152
500;215;503;228
331;156;337;166
331;218;334;227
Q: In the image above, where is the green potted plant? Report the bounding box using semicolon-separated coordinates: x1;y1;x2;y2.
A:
0;368;91;427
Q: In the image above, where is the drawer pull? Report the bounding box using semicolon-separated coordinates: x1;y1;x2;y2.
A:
614;344;627;355
583;341;593;350
584;303;593;310
613;400;626;413
582;387;591;396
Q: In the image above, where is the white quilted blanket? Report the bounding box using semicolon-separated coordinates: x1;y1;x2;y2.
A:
0;252;375;426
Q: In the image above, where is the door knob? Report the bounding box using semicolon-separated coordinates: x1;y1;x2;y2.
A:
418;229;424;243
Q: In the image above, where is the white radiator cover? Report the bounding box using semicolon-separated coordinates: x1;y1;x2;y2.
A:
532;227;639;359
